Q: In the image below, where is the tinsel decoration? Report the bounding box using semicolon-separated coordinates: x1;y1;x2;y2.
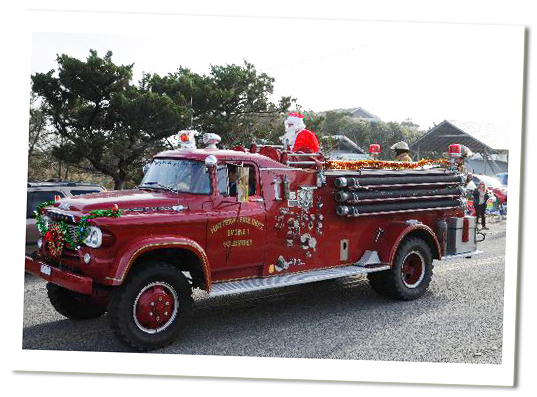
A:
35;201;122;252
324;158;451;171
35;200;55;235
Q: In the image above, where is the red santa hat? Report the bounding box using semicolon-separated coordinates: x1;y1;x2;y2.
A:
285;112;306;129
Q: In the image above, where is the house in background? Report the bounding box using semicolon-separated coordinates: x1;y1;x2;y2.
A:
409;120;511;176
348;107;382;122
325;107;382;122
321;135;369;161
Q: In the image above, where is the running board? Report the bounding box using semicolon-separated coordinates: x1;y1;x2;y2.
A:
209;263;390;297
441;249;483;260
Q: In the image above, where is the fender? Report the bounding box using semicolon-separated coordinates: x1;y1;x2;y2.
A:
374;222;442;267
106;236;212;292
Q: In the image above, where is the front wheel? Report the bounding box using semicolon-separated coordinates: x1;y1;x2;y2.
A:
108;262;193;351
367;237;433;300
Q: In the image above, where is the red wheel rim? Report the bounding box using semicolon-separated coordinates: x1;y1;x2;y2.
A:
401;251;425;288
133;282;179;334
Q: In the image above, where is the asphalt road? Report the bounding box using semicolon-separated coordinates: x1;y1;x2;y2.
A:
22;220;507;364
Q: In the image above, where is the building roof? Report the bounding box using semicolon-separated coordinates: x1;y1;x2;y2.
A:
324;107;382;122
322;135;366;154
409;120;512;153
349;107;381;121
465;159;508;175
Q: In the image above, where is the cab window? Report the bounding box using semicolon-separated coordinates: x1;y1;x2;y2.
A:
217;164;256;197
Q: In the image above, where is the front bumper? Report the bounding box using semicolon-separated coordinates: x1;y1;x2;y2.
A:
25;255;94;295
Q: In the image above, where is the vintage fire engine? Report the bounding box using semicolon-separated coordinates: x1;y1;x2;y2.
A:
25;133;480;351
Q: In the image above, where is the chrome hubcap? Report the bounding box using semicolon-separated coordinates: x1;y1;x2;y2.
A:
133;281;179;334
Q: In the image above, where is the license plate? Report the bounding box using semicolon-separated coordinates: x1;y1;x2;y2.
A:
40;264;51;276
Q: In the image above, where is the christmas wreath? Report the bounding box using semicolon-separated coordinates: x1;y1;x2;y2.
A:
44;223;65;258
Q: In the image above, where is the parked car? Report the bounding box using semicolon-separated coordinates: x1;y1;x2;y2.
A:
26;180;106;254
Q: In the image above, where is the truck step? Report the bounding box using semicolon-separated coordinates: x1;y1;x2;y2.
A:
209;263;390;297
441;249;483;260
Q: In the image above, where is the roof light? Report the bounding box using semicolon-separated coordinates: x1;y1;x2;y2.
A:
369;144;381;154
180;133;189;142
54;195;61;202
203;133;221;149
448;144;462;158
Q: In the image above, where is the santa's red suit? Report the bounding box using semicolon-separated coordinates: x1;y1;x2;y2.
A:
282;112;319;153
292;128;319;153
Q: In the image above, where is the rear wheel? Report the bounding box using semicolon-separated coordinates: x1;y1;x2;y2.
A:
108;261;192;351
367;237;433;300
46;283;107;320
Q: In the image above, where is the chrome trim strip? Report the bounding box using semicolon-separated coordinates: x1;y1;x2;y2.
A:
441;250;483;260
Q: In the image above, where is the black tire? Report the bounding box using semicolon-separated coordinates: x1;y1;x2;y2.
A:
366;271;392;296
108;261;193;351
46;283;107;320
367;237;433;300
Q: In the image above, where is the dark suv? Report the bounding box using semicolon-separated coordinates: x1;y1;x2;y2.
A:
26;180;106;254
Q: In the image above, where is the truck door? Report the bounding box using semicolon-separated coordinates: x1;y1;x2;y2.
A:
206;162;266;282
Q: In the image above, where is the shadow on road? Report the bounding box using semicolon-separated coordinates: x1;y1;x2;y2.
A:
22;276;437;357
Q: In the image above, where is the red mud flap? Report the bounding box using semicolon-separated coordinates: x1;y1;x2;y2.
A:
25;256;93;295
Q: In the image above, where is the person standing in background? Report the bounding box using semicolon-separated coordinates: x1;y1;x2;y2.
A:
473;181;489;229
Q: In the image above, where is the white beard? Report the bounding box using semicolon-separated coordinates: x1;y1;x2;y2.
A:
281;127;301;149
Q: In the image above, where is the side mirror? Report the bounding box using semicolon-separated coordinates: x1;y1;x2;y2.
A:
205;155;218;168
142;163;150;174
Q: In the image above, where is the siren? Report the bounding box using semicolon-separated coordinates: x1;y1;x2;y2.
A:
369;144;381;155
177;130;199;149
369;143;381;159
448;144;462;158
203;133;221;149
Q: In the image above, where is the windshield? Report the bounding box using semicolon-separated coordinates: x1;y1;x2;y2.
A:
140;159;211;194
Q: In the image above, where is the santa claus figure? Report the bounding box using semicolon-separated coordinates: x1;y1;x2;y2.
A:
281;112;319;153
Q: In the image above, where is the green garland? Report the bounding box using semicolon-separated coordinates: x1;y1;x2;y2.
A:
35;201;121;250
35;200;55;235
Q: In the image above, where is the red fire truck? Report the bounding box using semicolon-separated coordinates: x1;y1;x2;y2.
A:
25;133;480;351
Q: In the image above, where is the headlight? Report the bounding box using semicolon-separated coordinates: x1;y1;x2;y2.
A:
84;226;102;248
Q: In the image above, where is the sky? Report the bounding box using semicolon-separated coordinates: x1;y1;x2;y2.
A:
30;15;525;131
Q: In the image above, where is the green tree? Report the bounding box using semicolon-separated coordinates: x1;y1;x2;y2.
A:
31;50;189;189
317;111;426;159
145;60;292;148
